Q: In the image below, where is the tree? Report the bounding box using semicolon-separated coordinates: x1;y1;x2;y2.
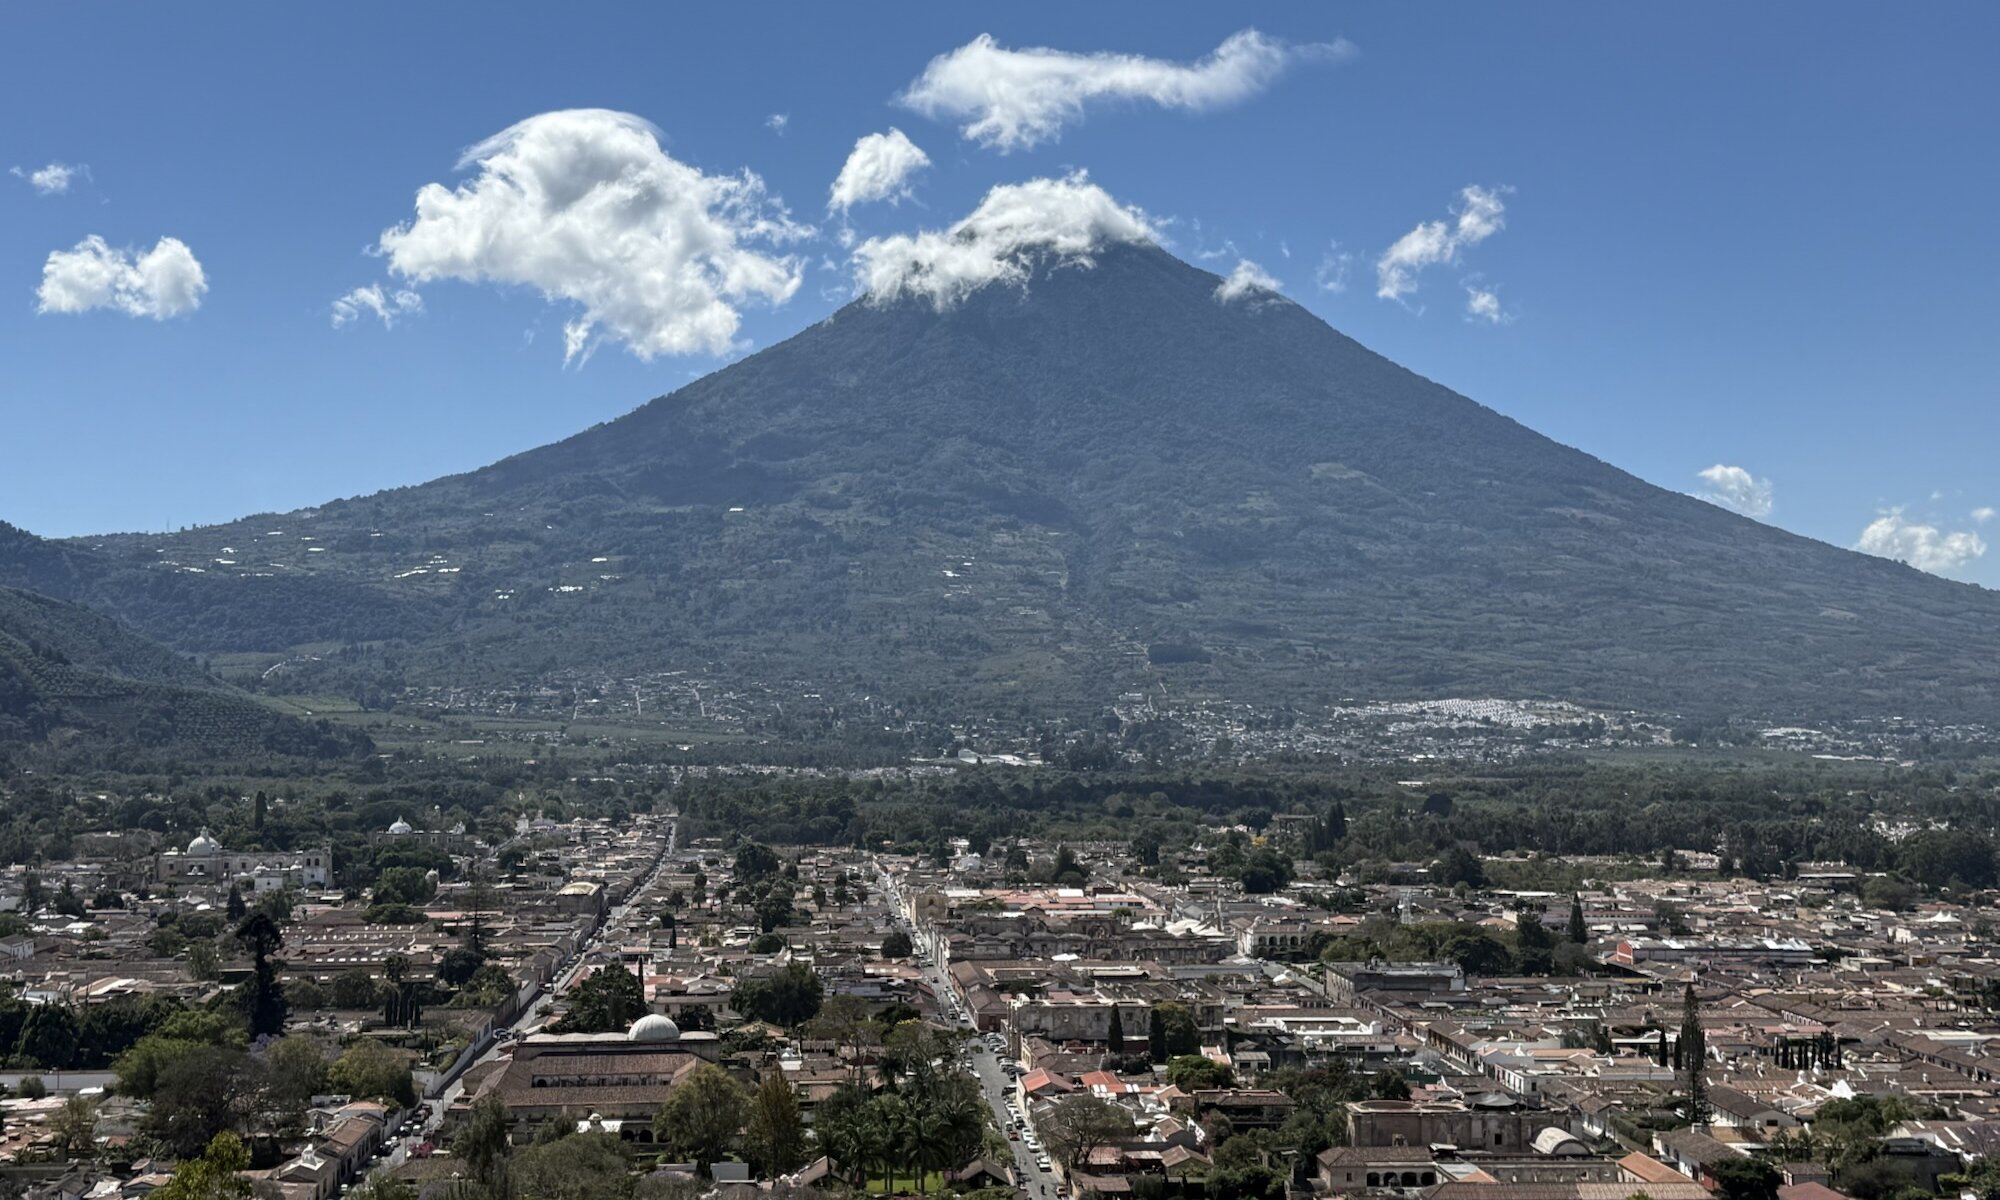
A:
440;946;487;988
1106;1006;1125;1054
149;1045;255;1157
330;1038;417;1109
263;1036;330;1119
1434;845;1486;888
187;939;221;982
515;1131;631;1200
1157;1002;1201;1058
881;929;914;958
1371;1070;1412;1101
1941;1156;2000;1200
734;842;781;880
1680;983;1709;1125
51;1093;98;1158
1709;1157;1779;1200
1166;1055;1233;1090
16;1003;80;1069
553;963;647;1033
372;867;436;907
1567;894;1588;944
116;1010;247;1097
225;884;247;921
1148;1008;1168;1063
755;889;797;934
327;968;383;1010
234;913;287;1039
733;963;823;1027
152;1131;255;1200
654;1063;750;1166
1041;1094;1132;1171
453;1094;512;1197
745;1072;808;1177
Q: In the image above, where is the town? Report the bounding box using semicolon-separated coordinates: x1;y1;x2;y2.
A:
1;790;1997;1200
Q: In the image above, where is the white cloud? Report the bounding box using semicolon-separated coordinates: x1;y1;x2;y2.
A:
1214;258;1281;303
331;284;424;329
766;113;789;135
374;108;808;363
900;29;1354;152
852;170;1156;308
36;234;207;319
1694;464;1774;519
1464;282;1506;324
1973;506;1995;524
1856;509;1986;574
11;161;88;195
828;128;931;213
1315;242;1352;293
1377;185;1507;302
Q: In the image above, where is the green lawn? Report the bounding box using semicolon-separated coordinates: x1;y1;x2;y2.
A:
864;1172;952;1194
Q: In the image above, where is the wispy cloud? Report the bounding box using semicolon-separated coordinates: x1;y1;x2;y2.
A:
1694;464;1774;519
37;235;206;319
1855;509;1986;574
11;161;88;195
766;113;789;135
1377;185;1508;303
899;29;1354;152
331;284;424;329
1464;282;1506;324
1314;242;1352;293
1973;506;1995;524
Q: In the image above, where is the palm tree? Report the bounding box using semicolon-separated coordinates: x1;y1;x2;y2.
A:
863;1099;902;1193
905;1101;952;1194
821;1108;869;1186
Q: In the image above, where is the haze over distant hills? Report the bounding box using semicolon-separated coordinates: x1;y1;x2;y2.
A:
4;244;1996;725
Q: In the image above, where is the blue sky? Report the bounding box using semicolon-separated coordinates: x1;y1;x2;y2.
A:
3;4;1996;583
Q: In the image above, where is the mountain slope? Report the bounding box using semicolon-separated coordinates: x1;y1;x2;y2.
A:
0;585;367;757
9;244;1998;723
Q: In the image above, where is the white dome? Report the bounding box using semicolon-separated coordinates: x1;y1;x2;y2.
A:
388;817;413;835
627;1014;681;1043
187;829;222;856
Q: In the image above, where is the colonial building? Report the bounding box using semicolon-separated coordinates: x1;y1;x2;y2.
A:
154;829;333;891
479;1014;722;1137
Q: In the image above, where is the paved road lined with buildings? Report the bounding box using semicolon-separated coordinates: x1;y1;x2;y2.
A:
880;866;1065;1198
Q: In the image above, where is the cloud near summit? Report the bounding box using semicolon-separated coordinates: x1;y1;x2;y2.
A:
374;108;809;363
900;29;1353;152
851;172;1157;309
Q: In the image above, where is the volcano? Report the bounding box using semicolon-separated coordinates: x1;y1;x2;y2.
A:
6;242;1996;724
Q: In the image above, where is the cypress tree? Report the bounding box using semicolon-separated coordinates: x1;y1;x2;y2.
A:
1107;1006;1125;1053
1680;983;1709;1124
1567;894;1587;944
1148;1008;1168;1063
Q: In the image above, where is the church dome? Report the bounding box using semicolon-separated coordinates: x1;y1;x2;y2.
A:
187;829;222;856
627;1013;681;1043
388;817;414;835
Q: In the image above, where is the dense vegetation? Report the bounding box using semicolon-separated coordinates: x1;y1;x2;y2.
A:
0;584;371;762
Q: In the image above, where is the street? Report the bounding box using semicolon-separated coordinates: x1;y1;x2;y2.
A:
357;816;680;1185
879;866;1066;1199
